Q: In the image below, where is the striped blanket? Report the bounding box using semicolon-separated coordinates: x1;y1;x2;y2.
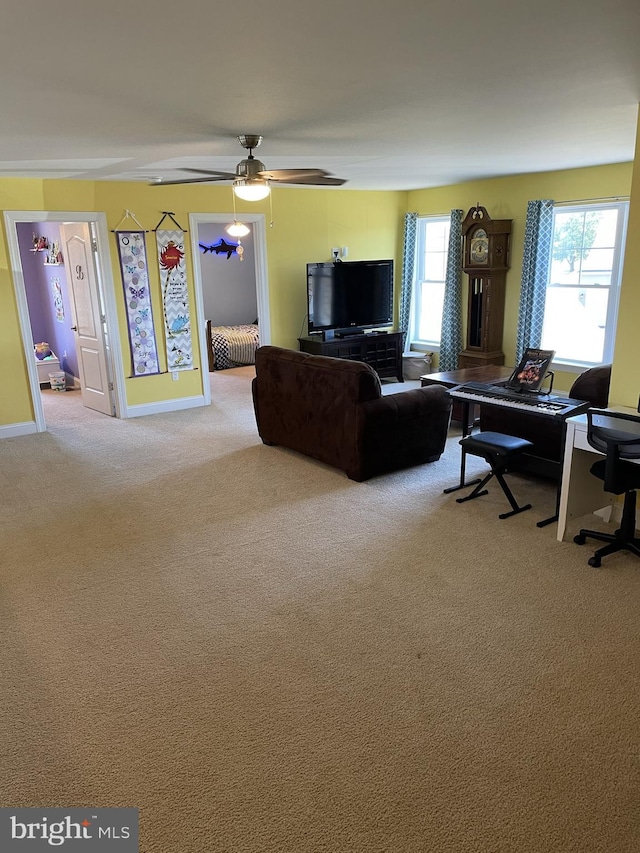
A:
209;324;260;370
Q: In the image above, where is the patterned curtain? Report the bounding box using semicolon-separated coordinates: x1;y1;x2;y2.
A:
399;212;418;353
438;209;464;371
515;199;554;361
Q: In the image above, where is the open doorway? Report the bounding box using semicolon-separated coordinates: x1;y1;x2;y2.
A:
4;210;126;432
189;212;270;406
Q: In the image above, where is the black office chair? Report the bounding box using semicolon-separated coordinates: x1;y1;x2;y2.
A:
573;410;640;568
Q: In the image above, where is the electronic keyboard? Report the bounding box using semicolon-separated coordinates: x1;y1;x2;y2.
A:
448;382;590;419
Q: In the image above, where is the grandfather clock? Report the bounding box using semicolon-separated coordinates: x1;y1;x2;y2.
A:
459;205;512;368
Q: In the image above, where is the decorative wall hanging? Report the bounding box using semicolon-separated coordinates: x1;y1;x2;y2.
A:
51;278;65;323
154;212;194;372
199;238;242;260
114;214;160;377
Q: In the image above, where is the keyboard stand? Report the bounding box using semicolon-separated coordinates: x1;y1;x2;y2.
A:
443;393;575;526
443;398;481;494
535;420;572;528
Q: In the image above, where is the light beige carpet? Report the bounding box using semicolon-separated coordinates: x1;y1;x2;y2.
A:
1;370;639;852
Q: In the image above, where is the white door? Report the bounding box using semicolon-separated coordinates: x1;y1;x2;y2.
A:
60;223;114;416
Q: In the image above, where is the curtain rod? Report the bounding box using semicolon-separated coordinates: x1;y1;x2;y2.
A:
554;195;629;205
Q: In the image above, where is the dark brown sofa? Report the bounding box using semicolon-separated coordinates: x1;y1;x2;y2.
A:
479;364;612;478
252;345;452;481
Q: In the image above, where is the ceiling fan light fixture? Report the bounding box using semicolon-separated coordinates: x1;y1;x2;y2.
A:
226;221;250;237
233;178;270;201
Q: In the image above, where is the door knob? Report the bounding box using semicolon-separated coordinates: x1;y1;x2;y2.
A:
71;326;78;331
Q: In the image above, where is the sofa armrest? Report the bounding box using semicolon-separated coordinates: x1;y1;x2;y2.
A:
351;385;452;480
361;384;451;421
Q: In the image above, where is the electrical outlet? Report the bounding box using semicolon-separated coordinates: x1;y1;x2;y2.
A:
331;247;340;260
172;371;179;381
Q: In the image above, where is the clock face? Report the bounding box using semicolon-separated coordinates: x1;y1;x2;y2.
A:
470;229;489;264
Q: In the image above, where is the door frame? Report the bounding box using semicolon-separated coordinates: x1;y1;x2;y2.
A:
4;210;126;430
189;212;270;406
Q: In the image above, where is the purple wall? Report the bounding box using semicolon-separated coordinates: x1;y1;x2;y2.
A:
17;222;79;378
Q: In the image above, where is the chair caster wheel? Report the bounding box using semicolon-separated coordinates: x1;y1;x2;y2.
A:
588;556;601;568
574;534;586;545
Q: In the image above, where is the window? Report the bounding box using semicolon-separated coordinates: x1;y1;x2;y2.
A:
410;215;451;347
541;201;628;367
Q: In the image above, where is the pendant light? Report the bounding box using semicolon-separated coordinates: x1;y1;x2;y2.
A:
226;187;252;237
226;221;250;237
233;178;270;201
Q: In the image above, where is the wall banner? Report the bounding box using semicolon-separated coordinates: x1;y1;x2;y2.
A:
116;230;161;376
156;229;193;371
51;278;65;323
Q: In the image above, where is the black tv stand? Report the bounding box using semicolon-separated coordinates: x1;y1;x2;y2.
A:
298;331;404;382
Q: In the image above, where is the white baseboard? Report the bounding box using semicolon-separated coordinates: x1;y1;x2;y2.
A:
0;421;38;438
123;395;207;419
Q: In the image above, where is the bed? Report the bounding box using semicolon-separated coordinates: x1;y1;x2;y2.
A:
206;320;260;371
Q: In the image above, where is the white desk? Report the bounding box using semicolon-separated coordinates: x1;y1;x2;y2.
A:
557;408;638;542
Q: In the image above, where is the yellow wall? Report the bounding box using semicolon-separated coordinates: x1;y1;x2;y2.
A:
251;188;406;347
0;182;49;425
407;162;634;393
610;125;640;407
0;179;405;425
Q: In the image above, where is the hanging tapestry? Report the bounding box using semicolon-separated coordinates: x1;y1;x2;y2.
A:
51;278;65;323
116;231;160;376
156;229;194;371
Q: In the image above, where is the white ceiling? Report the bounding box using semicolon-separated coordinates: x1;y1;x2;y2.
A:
1;0;639;191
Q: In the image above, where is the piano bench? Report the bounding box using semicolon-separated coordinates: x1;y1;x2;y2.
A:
456;431;534;519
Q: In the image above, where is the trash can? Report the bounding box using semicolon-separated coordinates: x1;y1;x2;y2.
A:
402;352;433;380
48;371;66;391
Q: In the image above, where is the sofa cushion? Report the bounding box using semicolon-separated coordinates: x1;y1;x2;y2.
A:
254;345;381;403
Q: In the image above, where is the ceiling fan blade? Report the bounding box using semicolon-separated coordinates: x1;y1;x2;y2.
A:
271;175;347;186
148;139;348;187
149;175;228;186
181;168;237;179
257;168;330;180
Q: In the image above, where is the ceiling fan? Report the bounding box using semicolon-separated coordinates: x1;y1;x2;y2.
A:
150;134;347;200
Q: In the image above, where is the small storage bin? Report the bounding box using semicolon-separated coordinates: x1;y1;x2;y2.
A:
48;371;66;391
403;352;433;380
35;351;61;384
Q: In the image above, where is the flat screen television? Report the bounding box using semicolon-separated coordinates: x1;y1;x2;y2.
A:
307;259;394;335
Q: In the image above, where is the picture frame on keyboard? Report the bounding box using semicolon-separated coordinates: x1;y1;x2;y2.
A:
507;348;555;393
